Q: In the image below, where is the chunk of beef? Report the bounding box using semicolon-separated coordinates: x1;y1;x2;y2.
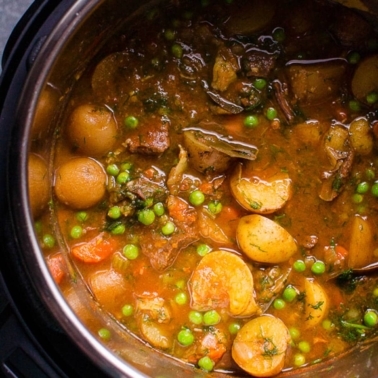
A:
140;195;199;271
124;118;170;155
330;7;373;48
241;49;278;78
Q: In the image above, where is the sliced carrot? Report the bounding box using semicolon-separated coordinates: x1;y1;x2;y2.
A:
335;245;348;258
47;253;66;284
199;181;214;195
167;195;197;224
71;232;117;263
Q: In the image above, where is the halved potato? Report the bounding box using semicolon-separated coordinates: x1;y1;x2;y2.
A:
286;59;347;104
188;250;260;317
351;55;378;106
348;215;373;269
230;162;292;214
236;214;297;263
304;279;329;328
232;315;291;377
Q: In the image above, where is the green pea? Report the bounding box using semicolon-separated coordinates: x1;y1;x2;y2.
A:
272;27;285;42
197;244;211;256
153;202;165;216
367;91;378;105
198;356;215;372
175;292;188;305
282;285;297;302
228;322;241;335
293;353;306;366
298;340;311;353
34;221;42;234
289;327;300;340
266;107;278;120
189;190;205;206
373;287;378;297
111;224;126;235
177;329;194;346
244;115;259;128
347;51;360;65
372;182;378;197
366;168;375;181
352;193;364;204
293;260;306;272
253;78;267;90
120;162;133;171
124;116;139;129
76;211;88;222
311;260;326;275
117;171;130;184
349;100;361;112
189;311;203;325
122;304;134;317
175;279;185;289
70;225;83;239
144;198;154;208
123;244;139;260
203;310;221;325
183;10;193;20
164;29;176;41
108;206;122;219
208;201;222;215
171;44;183;59
364;310;378;327
356;181;370;194
106;164;120;176
43;234;55;248
138;209;156;225
98;328;111;340
322;319;334;331
273;298;286;310
162;221;175;235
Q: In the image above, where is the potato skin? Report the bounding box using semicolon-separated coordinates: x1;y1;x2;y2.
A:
67;104;117;157
236;214;297;263
29;153;50;218
54;157;106;209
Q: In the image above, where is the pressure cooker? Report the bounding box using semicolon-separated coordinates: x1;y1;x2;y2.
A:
1;0;378;377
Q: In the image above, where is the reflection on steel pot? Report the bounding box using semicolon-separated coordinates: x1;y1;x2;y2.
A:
1;0;378;377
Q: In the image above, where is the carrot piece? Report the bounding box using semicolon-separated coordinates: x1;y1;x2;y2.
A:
335;245;348;258
71;233;117;263
47;253;66;284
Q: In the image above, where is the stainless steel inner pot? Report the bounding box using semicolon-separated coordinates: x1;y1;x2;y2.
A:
3;0;378;376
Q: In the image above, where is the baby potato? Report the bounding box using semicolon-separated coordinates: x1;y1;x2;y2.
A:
236;214;297;263
28;153;50;218
31;85;59;140
349;117;373;156
188;250;260;317
304;279;329;328
232;315;291;377
351;55;378;106
286;59;347;104
67;104;118;157
348;215;373;269
54;157;106;209
230;163;292;214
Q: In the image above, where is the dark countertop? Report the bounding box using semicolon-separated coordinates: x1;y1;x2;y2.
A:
0;0;34;70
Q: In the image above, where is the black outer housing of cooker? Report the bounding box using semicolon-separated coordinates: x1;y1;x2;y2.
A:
0;1;106;376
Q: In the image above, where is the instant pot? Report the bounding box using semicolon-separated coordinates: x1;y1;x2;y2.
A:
1;0;378;377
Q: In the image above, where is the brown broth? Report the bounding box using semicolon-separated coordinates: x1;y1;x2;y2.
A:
36;0;378;375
